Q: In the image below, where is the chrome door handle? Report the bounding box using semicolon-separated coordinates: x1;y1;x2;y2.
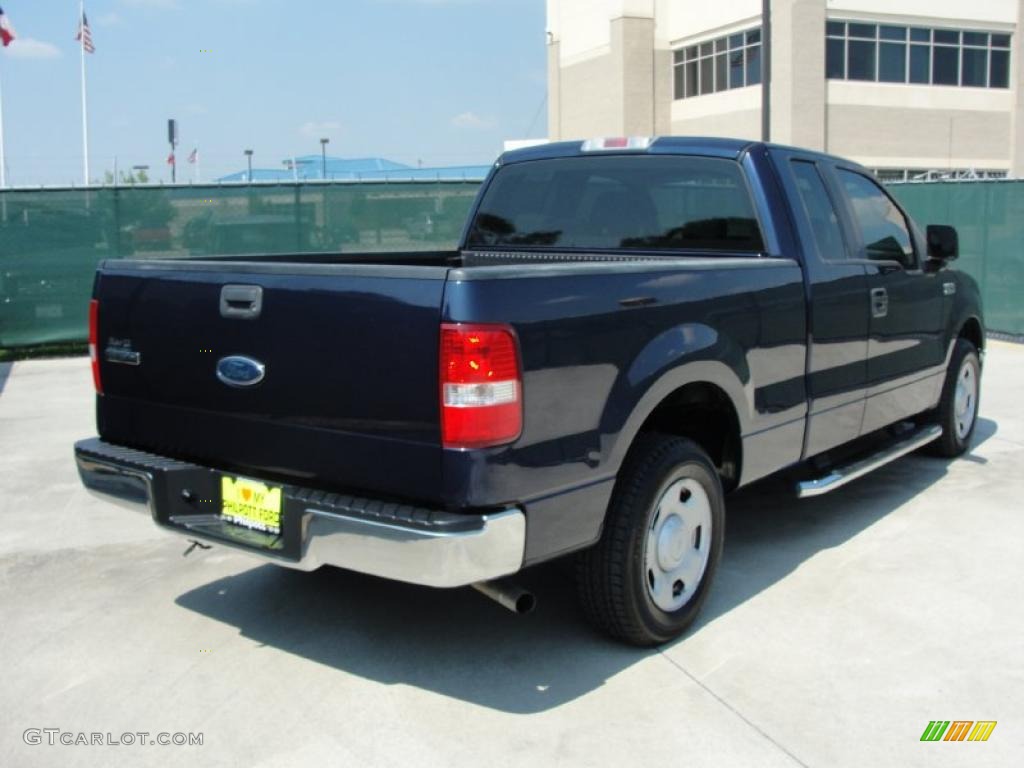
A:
870;287;888;318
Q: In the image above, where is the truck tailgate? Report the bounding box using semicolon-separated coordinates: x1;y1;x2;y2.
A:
94;261;447;501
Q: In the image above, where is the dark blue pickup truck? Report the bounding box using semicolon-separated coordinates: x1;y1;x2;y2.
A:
75;137;984;645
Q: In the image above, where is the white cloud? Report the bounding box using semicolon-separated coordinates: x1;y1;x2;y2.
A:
299;121;341;139
451;111;497;129
3;39;62;60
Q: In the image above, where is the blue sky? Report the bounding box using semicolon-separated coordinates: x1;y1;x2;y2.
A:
0;0;546;185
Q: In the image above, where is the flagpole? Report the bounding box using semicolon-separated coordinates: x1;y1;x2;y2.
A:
0;59;7;189
0;57;7;221
79;0;89;185
195;145;200;183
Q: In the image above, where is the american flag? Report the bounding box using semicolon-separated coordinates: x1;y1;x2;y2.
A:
76;11;95;53
0;6;16;48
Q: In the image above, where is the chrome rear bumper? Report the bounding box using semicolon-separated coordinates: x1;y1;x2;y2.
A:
74;438;525;588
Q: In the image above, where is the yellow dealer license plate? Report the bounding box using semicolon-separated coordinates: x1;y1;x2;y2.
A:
221;476;282;534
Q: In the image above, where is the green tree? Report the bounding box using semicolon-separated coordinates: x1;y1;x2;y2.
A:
102;169;150;185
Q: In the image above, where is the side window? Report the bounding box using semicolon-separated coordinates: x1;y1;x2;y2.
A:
790;160;847;261
837;169;916;268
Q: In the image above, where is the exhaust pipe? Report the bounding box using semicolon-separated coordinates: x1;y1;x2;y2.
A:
472;578;536;615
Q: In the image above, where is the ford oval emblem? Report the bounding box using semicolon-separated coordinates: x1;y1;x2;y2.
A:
216;355;266;388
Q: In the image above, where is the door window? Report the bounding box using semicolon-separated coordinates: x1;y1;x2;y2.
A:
837;170;916;268
790;160;848;261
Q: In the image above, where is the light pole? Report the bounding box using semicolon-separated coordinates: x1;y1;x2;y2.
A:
320;138;329;180
244;149;254;182
168;119;178;184
761;0;771;142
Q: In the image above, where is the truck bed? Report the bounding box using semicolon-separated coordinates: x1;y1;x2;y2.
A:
92;250;803;510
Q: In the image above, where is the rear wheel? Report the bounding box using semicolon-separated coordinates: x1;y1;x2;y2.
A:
576;434;724;646
928;338;981;457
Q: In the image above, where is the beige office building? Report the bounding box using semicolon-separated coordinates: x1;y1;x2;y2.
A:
547;0;1024;179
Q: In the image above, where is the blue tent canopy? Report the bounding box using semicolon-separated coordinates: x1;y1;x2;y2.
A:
218;155;491;182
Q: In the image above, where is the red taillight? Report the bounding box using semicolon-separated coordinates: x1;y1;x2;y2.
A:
440;323;522;449
88;299;102;394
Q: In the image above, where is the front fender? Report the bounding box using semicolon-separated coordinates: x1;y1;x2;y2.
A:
949;272;984;348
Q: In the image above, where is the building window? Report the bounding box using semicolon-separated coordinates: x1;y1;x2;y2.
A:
826;21;1011;89
674;27;762;100
875;168;1009;183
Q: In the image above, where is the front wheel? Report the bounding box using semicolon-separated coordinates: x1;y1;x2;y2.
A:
576;434;725;646
927;339;981;458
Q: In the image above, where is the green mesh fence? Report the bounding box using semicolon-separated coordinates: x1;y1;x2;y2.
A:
889;180;1024;336
0;181;482;347
2;179;1021;348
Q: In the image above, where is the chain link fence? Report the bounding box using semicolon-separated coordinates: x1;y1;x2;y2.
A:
1;178;1021;348
0;181;482;347
889;180;1024;336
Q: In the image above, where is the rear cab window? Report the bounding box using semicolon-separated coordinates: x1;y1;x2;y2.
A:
789;160;849;262
466;155;765;254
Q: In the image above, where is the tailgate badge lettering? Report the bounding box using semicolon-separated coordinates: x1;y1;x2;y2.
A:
105;338;141;366
216;356;266;388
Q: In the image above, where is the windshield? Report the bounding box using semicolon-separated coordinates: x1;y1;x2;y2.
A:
466;155;764;253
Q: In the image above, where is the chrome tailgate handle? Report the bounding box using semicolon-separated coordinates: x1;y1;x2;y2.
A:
220;285;263;319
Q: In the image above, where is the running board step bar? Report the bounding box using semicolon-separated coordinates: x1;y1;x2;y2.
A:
796;425;943;498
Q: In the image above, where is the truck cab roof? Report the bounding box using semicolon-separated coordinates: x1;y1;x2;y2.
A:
498;136;868;173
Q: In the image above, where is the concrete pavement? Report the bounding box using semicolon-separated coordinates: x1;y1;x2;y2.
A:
1;344;1022;767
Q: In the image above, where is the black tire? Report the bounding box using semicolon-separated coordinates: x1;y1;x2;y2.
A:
576;433;725;646
927;338;981;458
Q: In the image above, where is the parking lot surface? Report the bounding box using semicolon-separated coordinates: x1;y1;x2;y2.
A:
1;343;1022;767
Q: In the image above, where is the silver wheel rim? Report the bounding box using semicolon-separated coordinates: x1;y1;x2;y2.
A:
644;477;712;613
954;357;978;440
